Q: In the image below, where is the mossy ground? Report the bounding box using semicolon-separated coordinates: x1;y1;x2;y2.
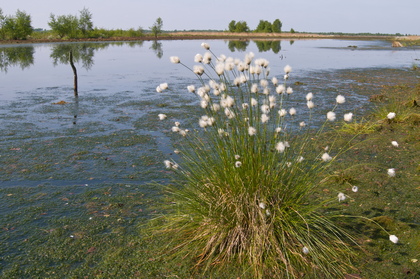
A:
317;82;420;278
0;68;419;278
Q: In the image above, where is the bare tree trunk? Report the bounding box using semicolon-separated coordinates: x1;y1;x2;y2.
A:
69;51;78;97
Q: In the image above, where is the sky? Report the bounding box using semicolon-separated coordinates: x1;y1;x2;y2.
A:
1;0;419;35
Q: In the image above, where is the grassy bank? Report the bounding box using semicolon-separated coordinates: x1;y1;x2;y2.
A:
2;31;419;45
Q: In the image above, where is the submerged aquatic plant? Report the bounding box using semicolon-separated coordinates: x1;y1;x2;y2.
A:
153;43;398;278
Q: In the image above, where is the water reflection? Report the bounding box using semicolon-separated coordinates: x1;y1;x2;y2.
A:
255;41;281;53
50;43;104;70
0;41;147;73
150;40;163;58
0;39;286;74
0;39;417;94
228;41;249;52
0;46;34;72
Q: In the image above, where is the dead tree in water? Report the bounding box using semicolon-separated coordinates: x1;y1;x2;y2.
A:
69;50;78;96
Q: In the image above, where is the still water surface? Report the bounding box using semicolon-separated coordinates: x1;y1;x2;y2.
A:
1;39;418;100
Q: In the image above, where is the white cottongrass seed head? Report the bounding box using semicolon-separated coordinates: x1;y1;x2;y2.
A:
289;108;296;116
278;109;287;117
156;83;168;93
389;235;399;244
276;84;285;94
169;56;180;64
352;186;359;192
307;101;314;109
271;77;278;85
194;53;203;63
248;126;257;136
306;92;313;101
275;142;286;153
387;168;396;177
344;112;353;122
261;114;270;123
302;247;309;254
251;98;258;107
336;95;345;104
201;42;210;50
187;85;195;93
158;114;167;120
164;160;173;169
321;152;332;162
193;65;204;76
215;63;225;76
235;161;242;168
387;112;396;119
284;65;292;74
338;192;346;202
391;141;399;147
327;111;336;121
202;52;212;64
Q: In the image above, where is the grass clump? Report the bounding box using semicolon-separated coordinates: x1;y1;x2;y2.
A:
148;43;403;278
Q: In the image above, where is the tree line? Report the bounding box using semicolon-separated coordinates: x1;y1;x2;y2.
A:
0;9;32;40
0;8;163;40
1;8;289;41
228;19;292;33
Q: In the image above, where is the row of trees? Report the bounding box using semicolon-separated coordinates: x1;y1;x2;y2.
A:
48;8;93;38
228;19;284;33
0;8;163;40
0;9;33;40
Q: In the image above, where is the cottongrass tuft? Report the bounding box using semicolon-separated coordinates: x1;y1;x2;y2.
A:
151;44;399;278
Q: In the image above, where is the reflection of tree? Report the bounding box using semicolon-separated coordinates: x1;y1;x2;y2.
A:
255;41;281;54
0;46;34;72
50;43;102;70
271;41;281;54
227;40;249;52
126;41;144;48
50;41;145;69
150;40;163;58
